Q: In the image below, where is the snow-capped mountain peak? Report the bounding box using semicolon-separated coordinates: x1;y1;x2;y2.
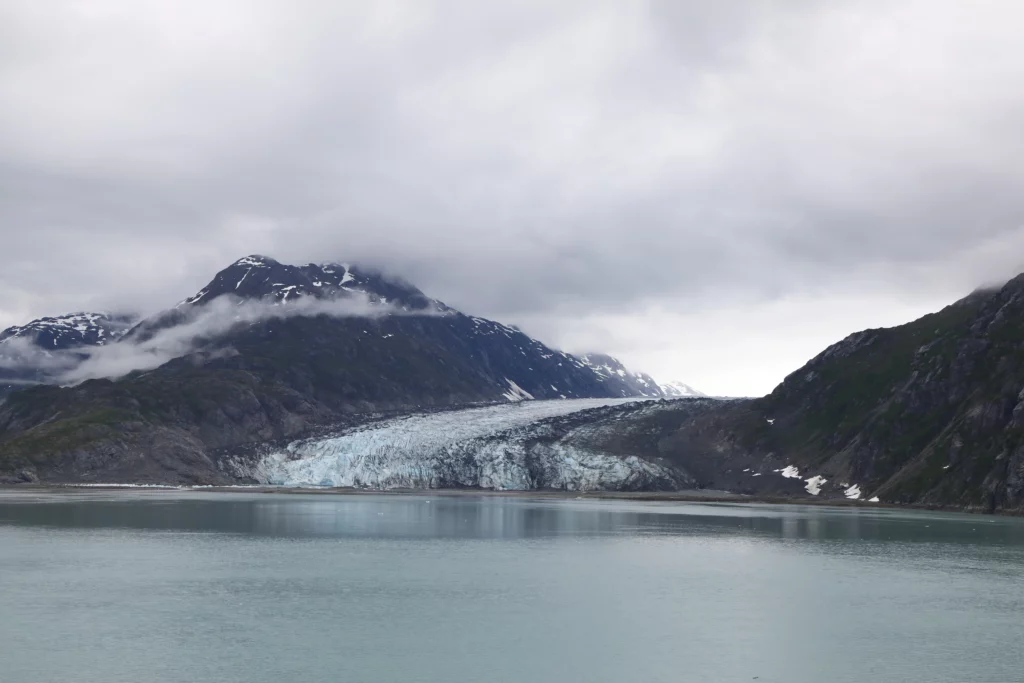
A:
2;255;673;408
658;380;706;398
579;353;663;397
177;255;434;311
233;255;278;268
577;355;705;399
0;312;137;350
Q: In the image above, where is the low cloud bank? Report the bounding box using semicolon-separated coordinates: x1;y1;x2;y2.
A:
0;336;84;374
3;294;435;386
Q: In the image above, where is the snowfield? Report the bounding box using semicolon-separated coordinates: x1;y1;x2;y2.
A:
250;398;685;491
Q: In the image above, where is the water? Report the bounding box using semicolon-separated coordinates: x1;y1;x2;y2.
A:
1;491;1023;683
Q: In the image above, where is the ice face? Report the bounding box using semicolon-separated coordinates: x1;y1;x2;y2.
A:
251;398;682;491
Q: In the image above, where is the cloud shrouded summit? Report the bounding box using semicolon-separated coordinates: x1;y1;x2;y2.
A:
2;0;1024;395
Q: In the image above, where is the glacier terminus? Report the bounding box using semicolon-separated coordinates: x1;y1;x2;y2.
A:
244;398;689;491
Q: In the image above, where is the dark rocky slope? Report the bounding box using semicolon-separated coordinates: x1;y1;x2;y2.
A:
555;279;1024;512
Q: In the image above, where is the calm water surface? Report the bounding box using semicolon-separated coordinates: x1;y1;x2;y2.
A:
1;490;1023;683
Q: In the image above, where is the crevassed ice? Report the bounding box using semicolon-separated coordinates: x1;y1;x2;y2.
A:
253;398;677;491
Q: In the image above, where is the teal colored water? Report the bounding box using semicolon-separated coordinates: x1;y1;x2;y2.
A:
1;490;1023;683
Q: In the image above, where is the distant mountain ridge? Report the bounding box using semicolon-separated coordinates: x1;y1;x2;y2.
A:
579;354;663;398
659;380;706;398
0;312;136;350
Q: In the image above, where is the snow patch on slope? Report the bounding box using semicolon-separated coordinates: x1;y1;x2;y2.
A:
502;378;534;402
804;475;827;495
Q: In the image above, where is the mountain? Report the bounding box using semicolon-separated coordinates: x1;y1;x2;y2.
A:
119;255;667;402
7;253;1024;510
0;255;671;484
10;253;1023;512
545;279;1024;512
0;312;136;350
0;312;137;395
121;256;435;345
579;354;663;398
179;255;434;310
658;381;706;398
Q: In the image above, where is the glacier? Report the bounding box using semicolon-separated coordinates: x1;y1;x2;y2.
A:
248;398;687;491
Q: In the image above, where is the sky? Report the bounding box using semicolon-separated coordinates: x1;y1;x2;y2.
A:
2;0;1024;397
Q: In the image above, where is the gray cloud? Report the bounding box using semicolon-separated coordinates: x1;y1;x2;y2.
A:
2;0;1024;395
0;335;80;373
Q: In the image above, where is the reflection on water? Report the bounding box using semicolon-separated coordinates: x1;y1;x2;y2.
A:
1;490;1022;545
2;491;1023;683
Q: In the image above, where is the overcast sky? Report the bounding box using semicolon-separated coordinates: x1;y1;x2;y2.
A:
2;0;1024;396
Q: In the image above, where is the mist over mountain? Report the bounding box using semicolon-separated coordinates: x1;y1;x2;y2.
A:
0;312;139;394
1;255;678;396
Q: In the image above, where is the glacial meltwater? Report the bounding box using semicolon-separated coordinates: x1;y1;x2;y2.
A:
1;491;1023;683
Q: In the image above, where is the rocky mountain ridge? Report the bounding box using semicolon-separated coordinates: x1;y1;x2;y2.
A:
178;255;434;309
0;312;136;350
579;354;664;398
658;380;706;398
545;280;1024;512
